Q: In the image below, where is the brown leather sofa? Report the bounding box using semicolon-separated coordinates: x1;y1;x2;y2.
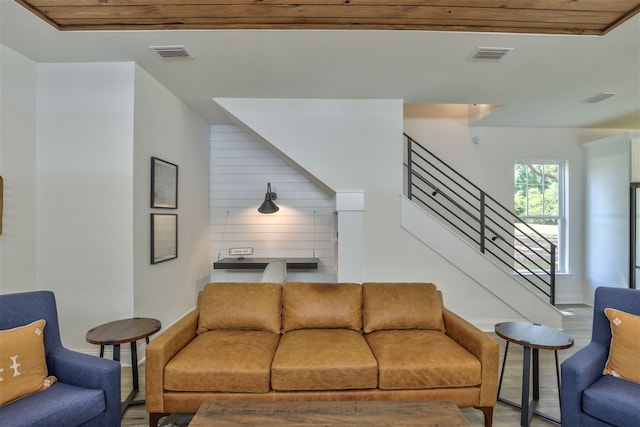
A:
146;282;499;427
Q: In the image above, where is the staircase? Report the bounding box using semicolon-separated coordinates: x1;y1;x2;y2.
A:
402;134;562;328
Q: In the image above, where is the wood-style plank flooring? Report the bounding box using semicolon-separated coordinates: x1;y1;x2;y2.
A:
121;304;592;427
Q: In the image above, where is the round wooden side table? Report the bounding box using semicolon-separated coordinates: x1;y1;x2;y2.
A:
495;321;573;427
86;317;161;416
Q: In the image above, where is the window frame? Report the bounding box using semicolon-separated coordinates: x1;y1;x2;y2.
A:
514;160;566;274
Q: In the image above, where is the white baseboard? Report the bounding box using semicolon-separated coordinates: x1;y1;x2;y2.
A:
471;319;525;333
71;341;147;367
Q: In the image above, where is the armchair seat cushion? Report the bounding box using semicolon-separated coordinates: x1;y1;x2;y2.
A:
583;375;640;427
271;329;378;391
0;382;105;427
164;330;280;393
366;329;481;390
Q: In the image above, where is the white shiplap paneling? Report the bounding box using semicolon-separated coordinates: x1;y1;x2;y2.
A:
210;125;337;282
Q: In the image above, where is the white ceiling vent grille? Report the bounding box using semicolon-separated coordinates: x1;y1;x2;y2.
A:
149;45;193;59
469;47;513;62
582;92;618;103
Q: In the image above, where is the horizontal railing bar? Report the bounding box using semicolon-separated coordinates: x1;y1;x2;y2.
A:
484;216;553;266
483;191;557;250
408;134;557;253
411;191;482;247
412;184;482;235
411;149;480;203
405;133;555;304
489;237;552;281
406;133;484;193
412;172;508;245
484;244;552;297
411;166;480;214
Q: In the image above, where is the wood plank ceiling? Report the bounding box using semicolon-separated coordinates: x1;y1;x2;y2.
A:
15;0;640;35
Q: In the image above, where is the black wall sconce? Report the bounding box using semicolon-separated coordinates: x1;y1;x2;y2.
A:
258;182;279;214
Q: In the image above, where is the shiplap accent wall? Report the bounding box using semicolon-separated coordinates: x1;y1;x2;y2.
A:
210;125;337;282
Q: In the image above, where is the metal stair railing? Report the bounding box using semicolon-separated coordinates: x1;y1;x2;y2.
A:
404;133;556;304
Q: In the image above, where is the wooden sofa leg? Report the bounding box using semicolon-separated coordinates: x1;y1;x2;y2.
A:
150;412;169;427
475;406;493;427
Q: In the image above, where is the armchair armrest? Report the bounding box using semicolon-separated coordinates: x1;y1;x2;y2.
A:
146;307;199;413
443;308;499;407
47;346;121;427
560;341;608;426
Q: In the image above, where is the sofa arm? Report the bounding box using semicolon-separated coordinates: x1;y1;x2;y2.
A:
146;307;199;413
443;308;499;407
560;341;608;427
47;346;121;427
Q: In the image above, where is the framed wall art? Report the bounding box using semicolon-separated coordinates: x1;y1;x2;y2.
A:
151;213;178;264
151;157;178;209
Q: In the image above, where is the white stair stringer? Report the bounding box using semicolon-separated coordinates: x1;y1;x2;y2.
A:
401;195;562;329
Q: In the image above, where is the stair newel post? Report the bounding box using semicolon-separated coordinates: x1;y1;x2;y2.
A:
550;244;556;305
480;191;486;254
407;136;413;201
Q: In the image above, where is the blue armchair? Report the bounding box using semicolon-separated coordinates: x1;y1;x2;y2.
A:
0;291;121;427
561;286;640;427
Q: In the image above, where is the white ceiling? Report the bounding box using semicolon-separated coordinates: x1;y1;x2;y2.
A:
1;0;639;128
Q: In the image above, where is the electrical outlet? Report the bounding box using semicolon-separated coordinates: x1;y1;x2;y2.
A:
229;247;253;256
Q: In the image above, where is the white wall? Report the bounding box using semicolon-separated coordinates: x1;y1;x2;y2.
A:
133;65;211;327
0;45;37;294
405;107;626;304
583;133;631;303
213;98;528;326
1;58;211;360
210;125;336;283
36;62;136;349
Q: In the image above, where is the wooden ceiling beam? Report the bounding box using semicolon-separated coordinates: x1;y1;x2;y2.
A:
15;0;640;34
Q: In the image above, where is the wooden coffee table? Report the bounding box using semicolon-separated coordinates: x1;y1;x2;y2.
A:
189;400;469;426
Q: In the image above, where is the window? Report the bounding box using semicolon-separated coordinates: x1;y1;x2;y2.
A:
514;162;565;273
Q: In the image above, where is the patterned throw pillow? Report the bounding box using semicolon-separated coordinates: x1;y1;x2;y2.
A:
0;319;57;406
602;308;640;384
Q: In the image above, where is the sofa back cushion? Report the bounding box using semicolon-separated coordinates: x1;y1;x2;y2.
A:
282;282;362;332
197;282;282;334
362;283;445;333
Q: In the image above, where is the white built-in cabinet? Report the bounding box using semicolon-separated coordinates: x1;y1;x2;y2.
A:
583;133;638;303
631;138;640;182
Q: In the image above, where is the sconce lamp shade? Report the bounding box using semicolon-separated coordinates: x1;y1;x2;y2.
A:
258;182;279;214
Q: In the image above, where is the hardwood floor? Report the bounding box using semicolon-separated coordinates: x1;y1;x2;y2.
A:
121;304;593;427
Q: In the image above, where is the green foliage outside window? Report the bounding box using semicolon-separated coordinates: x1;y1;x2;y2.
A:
514;163;559;225
513;162;563;271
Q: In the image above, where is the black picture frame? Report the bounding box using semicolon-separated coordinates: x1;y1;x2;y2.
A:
151;157;178;209
151;213;178;264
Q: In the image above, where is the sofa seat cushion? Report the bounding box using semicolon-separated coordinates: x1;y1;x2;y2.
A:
366;329;481;390
583;375;640;427
271;329;378;391
164;330;280;393
0;382;105;427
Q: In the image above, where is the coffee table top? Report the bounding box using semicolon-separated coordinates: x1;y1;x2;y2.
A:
495;321;573;350
86;317;161;346
189;400;469;426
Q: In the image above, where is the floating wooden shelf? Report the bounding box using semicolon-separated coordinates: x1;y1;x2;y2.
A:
213;257;318;270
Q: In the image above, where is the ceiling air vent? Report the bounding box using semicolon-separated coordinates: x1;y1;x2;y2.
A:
149;45;193;59
582;92;618;103
469;47;513;62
